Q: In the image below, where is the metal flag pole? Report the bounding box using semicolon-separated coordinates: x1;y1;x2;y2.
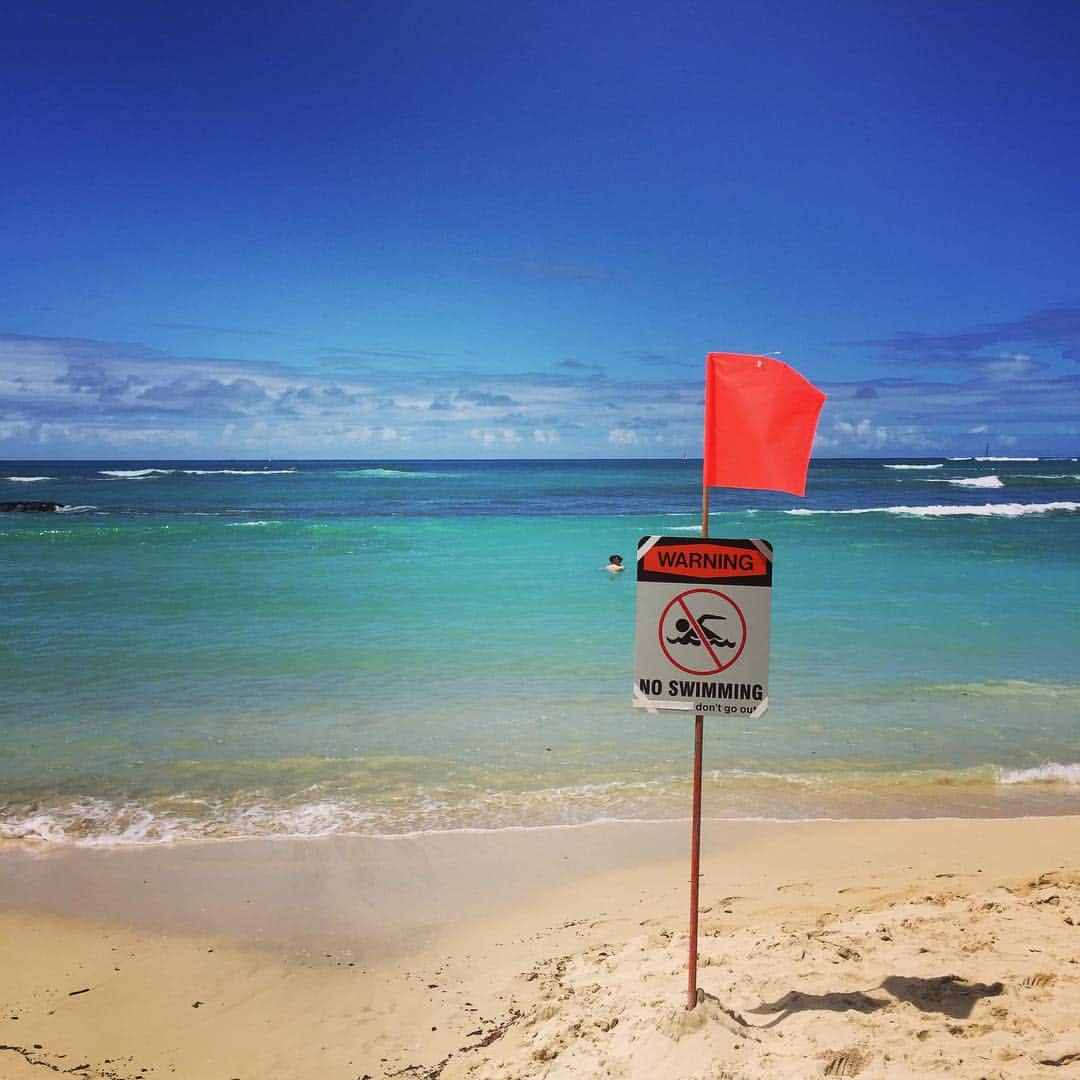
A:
687;480;710;1009
680;350;824;1010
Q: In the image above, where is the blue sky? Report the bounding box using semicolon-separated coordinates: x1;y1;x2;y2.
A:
3;1;1079;459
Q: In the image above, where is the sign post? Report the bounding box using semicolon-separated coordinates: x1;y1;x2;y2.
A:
633;533;772;1008
633;350;821;1009
688;709;704;1010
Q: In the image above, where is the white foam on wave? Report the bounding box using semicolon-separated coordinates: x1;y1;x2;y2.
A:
711;768;819;786
0;796;371;846
182;468;296;475
0;799;193;845
54;504;96;513
788;501;1079;518
225;520;282;527
100;467;295;478
5;475;53;482
975;456;1039;462
922;475;1004;489
227;800;381;838
933;679;1080;699
998;763;1080;786
99;468;174;479
0;779;685;846
8;763;1080;845
884;463;943;470
339;468;450;479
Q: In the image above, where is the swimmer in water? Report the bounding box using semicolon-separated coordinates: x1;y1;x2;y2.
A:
606;554;625;572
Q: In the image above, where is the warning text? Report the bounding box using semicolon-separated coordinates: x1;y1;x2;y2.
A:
641;543;768;579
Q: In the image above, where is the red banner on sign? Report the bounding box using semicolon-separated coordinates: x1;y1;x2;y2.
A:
640;542;768;579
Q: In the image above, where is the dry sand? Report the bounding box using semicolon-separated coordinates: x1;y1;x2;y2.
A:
1;817;1078;1079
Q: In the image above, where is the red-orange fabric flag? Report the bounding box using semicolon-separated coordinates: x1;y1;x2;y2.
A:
703;352;826;497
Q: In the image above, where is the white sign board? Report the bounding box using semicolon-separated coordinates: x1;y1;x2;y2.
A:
633;536;772;716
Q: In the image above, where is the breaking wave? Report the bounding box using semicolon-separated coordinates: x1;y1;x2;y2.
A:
99;468;295;479
99;468;173;478
6;759;1080;846
922;475;1005;489
182;468;296;475
336;468;455;479
998;763;1080;785
788;501;1079;518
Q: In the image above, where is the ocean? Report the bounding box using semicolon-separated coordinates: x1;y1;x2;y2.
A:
1;457;1078;845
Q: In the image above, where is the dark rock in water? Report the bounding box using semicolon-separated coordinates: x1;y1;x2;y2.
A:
0;501;64;512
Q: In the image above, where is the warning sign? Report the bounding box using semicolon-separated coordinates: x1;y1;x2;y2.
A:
634;536;772;715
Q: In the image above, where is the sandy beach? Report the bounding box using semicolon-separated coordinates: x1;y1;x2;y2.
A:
1;816;1078;1078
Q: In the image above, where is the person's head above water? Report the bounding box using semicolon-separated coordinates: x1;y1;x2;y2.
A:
606;554;625;572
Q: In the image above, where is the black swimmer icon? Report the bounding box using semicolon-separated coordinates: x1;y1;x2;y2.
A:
666;615;737;650
658;588;747;676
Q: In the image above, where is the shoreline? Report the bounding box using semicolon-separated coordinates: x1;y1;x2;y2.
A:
2;816;1079;1078
5;767;1080;846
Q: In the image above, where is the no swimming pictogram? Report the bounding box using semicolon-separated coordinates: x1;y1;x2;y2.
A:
658;588;747;676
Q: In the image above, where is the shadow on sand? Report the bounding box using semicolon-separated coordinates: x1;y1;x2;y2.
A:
746;974;1004;1027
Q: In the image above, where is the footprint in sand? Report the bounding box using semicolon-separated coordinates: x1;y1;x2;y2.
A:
822;1048;868;1076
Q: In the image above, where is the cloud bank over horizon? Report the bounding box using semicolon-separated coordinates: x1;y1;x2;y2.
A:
2;300;1077;460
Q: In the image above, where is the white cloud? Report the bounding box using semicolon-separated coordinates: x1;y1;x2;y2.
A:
338;425;402;444
815;417;932;453
981;353;1038;380
469;427;522;447
3;420;203;451
343;427;375;443
98;427;203;448
839;419;890;449
0;421;33;442
608;428;640;446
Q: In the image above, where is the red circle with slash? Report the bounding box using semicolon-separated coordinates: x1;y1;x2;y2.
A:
658;588;747;675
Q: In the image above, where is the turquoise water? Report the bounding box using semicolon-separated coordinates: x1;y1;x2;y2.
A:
1;457;1078;844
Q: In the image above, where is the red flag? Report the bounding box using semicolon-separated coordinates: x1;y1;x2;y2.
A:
703;352;826;497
